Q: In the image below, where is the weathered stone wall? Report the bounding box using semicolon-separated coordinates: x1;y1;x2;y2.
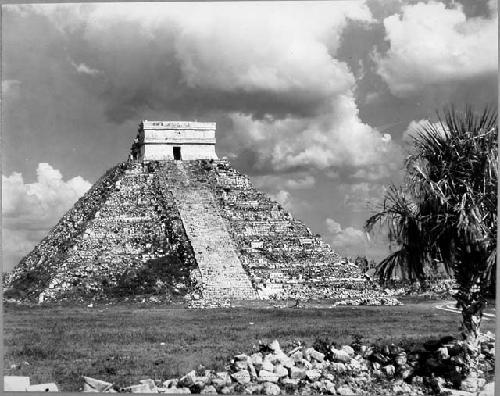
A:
5;159;365;304
180;160;365;300
4;164;127;301
5;162;197;303
141;144;218;161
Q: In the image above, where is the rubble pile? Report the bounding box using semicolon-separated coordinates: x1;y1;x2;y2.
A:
334;296;401;306
81;334;495;395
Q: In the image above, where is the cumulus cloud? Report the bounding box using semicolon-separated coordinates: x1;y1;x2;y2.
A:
16;2;373;120
326;218;343;234
5;2;402;175
253;173;316;192
269;190;292;211
2;79;21;93
229;94;399;172
285;175;316;190
70;60;101;76
2;163;91;272
2;79;21;103
376;1;498;96
326;218;370;256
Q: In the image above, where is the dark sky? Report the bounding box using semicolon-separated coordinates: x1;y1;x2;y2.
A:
2;0;498;271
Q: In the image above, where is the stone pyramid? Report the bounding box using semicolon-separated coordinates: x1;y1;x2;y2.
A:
4;122;364;304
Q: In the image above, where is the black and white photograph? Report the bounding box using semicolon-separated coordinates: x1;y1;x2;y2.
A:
2;1;498;394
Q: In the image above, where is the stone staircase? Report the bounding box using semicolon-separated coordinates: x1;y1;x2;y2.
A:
159;161;258;300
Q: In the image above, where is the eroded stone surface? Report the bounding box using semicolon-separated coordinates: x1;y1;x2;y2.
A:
4;159;370;305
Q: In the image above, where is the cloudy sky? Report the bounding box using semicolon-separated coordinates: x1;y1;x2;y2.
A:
2;0;498;272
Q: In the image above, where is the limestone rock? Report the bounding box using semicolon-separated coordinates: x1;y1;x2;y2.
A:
263;382;281;396
26;383;59;392
330;362;346;372
4;376;30;391
383;364;396;377
273;364;288;378
478;382;495;396
341;345;355;357
231;370;251;385
258;370;279;383
305;369;321;381
200;385;217;394
337;385;356;396
250;353;263;367
211;372;231;388
163;388;191;394
290;366;306;380
128;383;156;393
269;340;282;354
331;348;351;363
261;359;274;372
461;372;479;393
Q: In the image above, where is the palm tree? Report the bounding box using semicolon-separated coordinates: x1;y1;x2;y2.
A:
366;106;497;351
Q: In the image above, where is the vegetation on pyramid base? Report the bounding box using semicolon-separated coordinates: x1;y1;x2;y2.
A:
103;254;190;298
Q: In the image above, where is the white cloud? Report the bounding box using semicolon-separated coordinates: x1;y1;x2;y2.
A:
12;2;397;174
2;79;21;93
2;80;21;102
325;217;369;256
24;2;372;100
285;175;316;190
70;60;101;76
269;190;292;210
376;1;498;96
341;182;387;212
326;218;342;234
230;94;399;171
2;163;91;272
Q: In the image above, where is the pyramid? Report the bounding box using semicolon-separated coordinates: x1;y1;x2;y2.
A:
4;121;364;304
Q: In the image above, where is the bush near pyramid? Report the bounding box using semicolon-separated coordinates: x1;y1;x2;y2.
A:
4;121;364;304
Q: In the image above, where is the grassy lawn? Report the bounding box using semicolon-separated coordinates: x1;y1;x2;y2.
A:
3;300;495;391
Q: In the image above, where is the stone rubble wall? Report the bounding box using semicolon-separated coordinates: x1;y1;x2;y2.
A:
158;161;257;300
80;333;496;395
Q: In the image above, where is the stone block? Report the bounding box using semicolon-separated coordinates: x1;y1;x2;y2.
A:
263;382;281;395
83;377;113;392
4;376;30;391
128;383;156;393
258;370;279;383
341;345;355;357
231;370;251;385
289;366;306;380
200;385;217;394
337;385;356;396
26;383;59;392
331;348;351;363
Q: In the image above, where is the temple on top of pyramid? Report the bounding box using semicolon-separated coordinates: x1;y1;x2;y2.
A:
130;120;218;161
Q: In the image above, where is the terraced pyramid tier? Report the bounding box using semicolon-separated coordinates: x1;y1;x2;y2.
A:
4;160;364;304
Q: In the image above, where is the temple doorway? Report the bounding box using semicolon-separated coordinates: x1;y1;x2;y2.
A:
173;146;181;160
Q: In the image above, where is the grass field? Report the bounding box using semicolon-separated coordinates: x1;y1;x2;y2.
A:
3;299;496;391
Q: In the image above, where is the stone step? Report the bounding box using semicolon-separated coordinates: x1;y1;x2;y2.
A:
161;162;257;300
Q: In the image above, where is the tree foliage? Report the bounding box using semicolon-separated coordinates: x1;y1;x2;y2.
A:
366;106;497;338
